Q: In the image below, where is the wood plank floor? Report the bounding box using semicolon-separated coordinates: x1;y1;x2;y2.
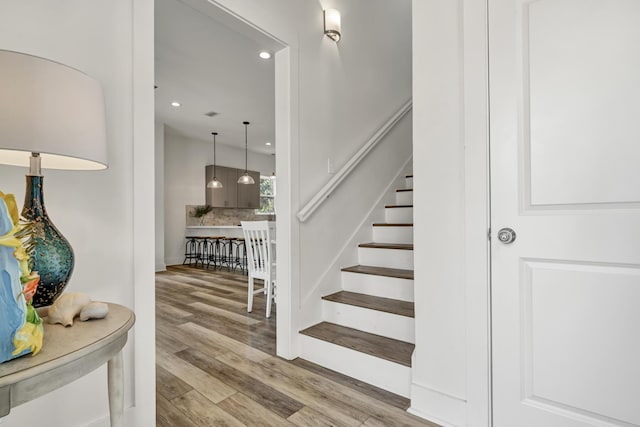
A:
156;265;438;426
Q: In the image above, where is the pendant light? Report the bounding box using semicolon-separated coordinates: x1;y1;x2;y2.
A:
207;132;223;188
237;121;255;184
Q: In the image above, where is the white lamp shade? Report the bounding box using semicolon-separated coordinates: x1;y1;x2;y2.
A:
207;178;223;189
324;9;341;42
237;173;255;185
0;50;107;170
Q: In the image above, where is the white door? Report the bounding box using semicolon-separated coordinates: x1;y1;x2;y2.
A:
490;0;640;426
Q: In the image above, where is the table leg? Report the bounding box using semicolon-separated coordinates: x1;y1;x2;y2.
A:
107;352;124;427
0;386;9;417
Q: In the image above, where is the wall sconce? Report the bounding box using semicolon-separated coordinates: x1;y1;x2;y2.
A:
323;9;341;42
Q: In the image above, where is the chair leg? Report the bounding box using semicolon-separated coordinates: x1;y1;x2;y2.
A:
247;276;254;313
265;279;272;318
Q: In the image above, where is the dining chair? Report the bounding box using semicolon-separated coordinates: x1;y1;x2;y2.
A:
241;221;275;318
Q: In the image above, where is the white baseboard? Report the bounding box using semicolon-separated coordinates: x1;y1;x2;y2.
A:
83;406;142;427
408;381;467;427
164;257;182;266
155;262;166;272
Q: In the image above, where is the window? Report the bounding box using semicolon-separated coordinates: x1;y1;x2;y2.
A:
257;175;275;215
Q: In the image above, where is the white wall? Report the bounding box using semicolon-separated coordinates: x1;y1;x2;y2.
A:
162;125;275;266
155;122;166;271
0;1;154;425
293;0;413;205
411;1;467;422
411;1;490;426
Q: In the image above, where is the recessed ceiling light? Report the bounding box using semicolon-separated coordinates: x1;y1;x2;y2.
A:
265;142;272;146
171;101;181;107
259;51;271;59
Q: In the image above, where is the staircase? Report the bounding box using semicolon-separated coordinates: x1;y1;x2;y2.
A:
299;174;414;397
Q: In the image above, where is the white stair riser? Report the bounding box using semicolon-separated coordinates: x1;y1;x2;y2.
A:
322;301;415;343
299;334;411;397
405;177;413;188
358;247;414;270
395;191;413;205
341;271;414;302
372;226;413;244
385;207;413;223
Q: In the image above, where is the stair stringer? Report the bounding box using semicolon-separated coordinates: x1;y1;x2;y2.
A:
298;156;413;331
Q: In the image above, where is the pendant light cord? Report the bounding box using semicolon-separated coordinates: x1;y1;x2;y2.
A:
212;132;218;177
244;121;249;173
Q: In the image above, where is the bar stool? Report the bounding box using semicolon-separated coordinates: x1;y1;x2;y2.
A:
193;237;208;268
213;237;228;270
183;236;200;265
224;237;237;271
205;236;225;269
198;237;209;269
231;237;247;273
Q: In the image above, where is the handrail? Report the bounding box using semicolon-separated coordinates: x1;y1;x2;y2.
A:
297;99;412;222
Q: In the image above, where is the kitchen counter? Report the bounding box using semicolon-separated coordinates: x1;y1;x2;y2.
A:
186;223;275;239
187;225;243;229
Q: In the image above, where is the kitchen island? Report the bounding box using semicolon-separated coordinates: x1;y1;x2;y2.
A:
186;222;275;239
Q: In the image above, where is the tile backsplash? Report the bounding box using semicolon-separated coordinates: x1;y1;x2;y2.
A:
186;205;275;226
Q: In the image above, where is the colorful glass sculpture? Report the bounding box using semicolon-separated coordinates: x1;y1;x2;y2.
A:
0;192;43;362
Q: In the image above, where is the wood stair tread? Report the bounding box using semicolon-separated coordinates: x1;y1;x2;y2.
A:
372;223;413;227
359;243;413;250
396;188;413;192
323;291;414;317
342;265;414;280
385;204;413;208
299;322;414;367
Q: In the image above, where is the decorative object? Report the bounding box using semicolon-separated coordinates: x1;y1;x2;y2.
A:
23;174;74;308
324;9;341;42
0;191;43;363
0;50;107;307
207;132;223;189
237;121;255;185
80;301;109;321
191;205;214;225
47;292;91;327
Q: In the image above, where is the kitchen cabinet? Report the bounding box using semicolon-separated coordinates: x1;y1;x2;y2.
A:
205;165;259;208
236;170;260;208
205;165;237;207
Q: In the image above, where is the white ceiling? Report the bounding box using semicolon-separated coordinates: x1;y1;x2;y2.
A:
155;0;276;154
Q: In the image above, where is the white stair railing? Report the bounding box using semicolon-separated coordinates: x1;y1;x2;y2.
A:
297;99;412;222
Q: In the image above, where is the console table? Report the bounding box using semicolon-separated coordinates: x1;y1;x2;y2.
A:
0;303;135;426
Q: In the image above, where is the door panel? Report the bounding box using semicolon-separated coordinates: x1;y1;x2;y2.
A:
525;0;640;207
523;260;640;424
490;0;640;426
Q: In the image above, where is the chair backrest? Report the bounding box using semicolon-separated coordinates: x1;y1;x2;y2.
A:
241;221;272;280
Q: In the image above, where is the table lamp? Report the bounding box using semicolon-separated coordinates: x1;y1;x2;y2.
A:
0;50;107;307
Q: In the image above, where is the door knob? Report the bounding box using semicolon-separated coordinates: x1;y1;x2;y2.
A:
497;228;516;244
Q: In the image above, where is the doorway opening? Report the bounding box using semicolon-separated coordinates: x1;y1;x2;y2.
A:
153;0;294;396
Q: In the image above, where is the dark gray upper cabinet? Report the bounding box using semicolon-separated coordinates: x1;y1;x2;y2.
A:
205;165;237;208
236;169;260;208
205;165;259;208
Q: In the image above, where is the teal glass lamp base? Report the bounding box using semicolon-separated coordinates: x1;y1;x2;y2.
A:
22;175;74;308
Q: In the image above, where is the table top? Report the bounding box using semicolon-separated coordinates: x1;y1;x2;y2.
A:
0;303;135;386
